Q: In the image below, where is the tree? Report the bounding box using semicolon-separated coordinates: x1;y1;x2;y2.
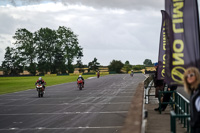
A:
2;47;24;75
2;47;13;75
123;61;132;73
26;63;37;75
35;27;58;74
88;57;100;72
57;26;82;73
76;51;84;73
143;59;153;66
108;60;124;73
132;65;145;71
53;48;66;74
13;28;36;75
2;26;83;75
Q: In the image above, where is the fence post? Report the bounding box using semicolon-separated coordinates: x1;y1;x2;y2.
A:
170;111;176;133
187;118;190;133
159;91;161;114
183;100;186;128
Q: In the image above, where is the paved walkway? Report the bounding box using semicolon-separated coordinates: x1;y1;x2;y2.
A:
144;87;187;133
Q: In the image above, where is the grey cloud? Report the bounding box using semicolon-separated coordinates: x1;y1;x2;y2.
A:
0;13;17;34
4;0;164;10
60;0;164;10
0;1;163;65
0;35;12;64
4;0;44;6
0;47;3;54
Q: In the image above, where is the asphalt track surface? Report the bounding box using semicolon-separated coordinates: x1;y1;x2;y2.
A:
0;74;145;133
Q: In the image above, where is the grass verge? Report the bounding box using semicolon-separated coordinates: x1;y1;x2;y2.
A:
0;75;96;95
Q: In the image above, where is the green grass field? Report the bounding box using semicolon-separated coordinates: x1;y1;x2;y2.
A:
0;75;96;95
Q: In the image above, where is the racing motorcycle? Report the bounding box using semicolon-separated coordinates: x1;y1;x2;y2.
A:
77;79;84;90
36;83;45;97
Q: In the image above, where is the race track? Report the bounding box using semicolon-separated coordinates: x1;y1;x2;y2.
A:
0;74;145;133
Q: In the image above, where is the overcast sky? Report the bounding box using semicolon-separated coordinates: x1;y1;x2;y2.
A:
0;0;165;66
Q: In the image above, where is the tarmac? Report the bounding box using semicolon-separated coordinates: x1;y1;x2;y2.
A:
0;74;190;133
144;86;187;133
0;74;146;133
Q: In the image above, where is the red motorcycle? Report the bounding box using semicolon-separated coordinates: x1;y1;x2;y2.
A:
77;79;84;90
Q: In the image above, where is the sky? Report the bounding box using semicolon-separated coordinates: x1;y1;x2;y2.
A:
0;0;165;66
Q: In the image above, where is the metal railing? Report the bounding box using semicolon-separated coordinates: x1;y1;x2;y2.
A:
158;91;191;133
158;90;175;114
171;92;190;133
144;80;155;104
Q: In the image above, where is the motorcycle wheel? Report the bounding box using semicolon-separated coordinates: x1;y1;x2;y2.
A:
38;91;41;97
79;84;82;90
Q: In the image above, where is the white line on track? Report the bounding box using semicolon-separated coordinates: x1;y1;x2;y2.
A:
0;95;134;101
123;76;127;80
0;126;122;131
0;111;128;116
87;77;96;79
0;102;131;106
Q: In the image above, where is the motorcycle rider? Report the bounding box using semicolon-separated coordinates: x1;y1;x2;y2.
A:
130;70;134;77
97;71;100;78
35;77;46;92
77;75;84;87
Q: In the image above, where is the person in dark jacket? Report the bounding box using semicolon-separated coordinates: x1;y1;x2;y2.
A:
154;85;177;111
153;62;165;98
183;67;200;133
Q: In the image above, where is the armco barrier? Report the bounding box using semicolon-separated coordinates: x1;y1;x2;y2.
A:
144;74;155;104
57;73;69;76
144;80;154;104
69;73;83;76
44;74;57;76
83;73;95;75
109;71;117;74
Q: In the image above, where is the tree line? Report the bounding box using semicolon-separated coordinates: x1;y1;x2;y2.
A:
1;26;154;75
1;26;82;75
75;58;153;74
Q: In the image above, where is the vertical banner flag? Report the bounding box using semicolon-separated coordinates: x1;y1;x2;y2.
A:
165;0;200;85
157;10;167;80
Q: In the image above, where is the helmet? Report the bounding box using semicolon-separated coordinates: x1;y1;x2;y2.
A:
79;75;82;78
39;77;42;80
154;62;158;66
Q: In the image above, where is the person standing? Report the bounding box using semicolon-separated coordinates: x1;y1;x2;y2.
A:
161;85;177;111
183;67;200;133
153;62;165;111
154;62;165;98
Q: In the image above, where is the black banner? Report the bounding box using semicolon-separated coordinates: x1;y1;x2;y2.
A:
157;10;167;80
165;0;200;85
